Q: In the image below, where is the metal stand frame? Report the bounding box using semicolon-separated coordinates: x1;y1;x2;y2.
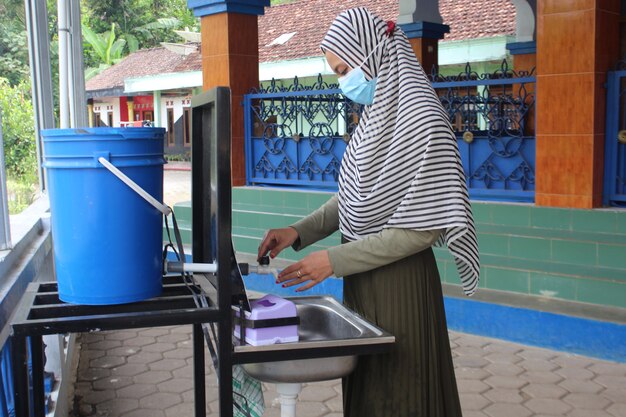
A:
10;87;239;417
10;278;220;417
9;87;393;417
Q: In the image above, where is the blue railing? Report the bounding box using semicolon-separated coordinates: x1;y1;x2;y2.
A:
0;341;13;417
244;76;361;190
244;61;536;202
604;68;626;207
431;62;536;202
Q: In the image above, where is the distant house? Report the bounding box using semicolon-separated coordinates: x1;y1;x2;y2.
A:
85;41;202;156
257;0;515;80
85;0;516;156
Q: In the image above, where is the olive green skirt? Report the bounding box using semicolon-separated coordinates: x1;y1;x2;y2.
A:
342;247;462;417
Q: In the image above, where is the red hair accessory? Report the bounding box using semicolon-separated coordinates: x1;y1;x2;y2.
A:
385;21;396;37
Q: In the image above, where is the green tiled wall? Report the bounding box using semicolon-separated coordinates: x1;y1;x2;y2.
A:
170;188;626;310
438;202;626;309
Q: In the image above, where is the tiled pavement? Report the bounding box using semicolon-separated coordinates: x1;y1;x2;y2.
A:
70;166;626;417
162;165;192;207
72;327;626;417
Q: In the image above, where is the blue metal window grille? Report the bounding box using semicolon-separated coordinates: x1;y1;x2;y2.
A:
244;61;536;202
603;67;626;207
431;61;536;202
0;340;14;417
244;76;361;190
0;338;55;417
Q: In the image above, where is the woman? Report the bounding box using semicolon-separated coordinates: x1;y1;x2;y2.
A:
257;7;479;417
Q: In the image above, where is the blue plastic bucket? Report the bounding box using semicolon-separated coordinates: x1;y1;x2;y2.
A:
42;127;166;305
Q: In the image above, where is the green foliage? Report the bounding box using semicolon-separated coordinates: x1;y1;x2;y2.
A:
82;23;127;79
0;78;38;186
80;0;198;69
6;178;37;214
165;152;190;162
0;0;30;86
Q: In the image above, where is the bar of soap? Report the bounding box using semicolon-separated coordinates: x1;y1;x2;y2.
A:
234;294;299;346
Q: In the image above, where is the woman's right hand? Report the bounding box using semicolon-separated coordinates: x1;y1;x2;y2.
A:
257;227;299;261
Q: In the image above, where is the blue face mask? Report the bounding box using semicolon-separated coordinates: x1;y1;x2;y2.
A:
337;41;384;105
339;68;377;105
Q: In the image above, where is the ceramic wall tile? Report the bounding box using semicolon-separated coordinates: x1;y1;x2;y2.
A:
538;10;595;75
537;134;595;196
595;9;620;73
227;14;260;56
202;55;230;88
540;0;595;15
201;14;229;57
536;74;595;135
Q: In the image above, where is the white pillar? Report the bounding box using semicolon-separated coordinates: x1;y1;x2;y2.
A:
0;111;12;250
510;0;536;42
25;0;55;191
68;0;87;127
398;0;442;25
57;0;70;128
153;90;162;127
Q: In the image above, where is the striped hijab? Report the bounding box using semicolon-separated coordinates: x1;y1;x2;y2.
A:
321;8;480;295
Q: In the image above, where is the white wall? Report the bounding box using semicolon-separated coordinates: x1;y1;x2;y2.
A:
93;98;121;126
160;95;191;130
259;36;514;81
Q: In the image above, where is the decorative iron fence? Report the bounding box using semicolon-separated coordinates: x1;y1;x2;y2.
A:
243;76;361;189
431;62;536;201
244;61;536;202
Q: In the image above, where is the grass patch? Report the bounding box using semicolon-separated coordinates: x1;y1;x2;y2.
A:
6;178;38;214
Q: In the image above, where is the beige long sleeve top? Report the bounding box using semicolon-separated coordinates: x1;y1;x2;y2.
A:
290;196;441;277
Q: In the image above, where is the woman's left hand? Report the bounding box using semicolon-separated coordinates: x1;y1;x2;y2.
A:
277;250;333;292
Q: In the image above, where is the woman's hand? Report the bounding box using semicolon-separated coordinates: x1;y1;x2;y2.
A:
257;227;299;261
277;250;333;292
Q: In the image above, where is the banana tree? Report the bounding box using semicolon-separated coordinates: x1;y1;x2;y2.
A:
124;17;182;53
82;23;126;80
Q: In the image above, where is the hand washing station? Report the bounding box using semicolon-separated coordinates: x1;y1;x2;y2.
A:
11;87;394;417
233;293;393;416
189;87;395;416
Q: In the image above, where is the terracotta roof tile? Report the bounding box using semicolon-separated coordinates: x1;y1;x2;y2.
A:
258;0;516;63
443;0;516;41
85;47;202;92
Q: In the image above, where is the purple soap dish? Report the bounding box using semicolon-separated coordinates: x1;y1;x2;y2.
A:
233;294;299;346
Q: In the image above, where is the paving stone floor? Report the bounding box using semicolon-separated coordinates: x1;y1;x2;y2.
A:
70;326;626;417
68;166;626;417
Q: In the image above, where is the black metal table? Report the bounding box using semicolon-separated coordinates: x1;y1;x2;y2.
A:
10;87;395;417
10;275;224;417
10;87;241;417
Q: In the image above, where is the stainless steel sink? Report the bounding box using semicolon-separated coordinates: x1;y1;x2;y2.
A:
235;296;394;383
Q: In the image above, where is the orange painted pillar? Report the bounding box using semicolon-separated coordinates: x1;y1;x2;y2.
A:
535;1;620;208
189;1;270;186
400;22;449;76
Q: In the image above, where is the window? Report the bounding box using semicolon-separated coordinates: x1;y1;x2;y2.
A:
183;108;191;147
167;108;175;146
143;110;154;122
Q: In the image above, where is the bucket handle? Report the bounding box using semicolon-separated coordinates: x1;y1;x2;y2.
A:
97;157;172;216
